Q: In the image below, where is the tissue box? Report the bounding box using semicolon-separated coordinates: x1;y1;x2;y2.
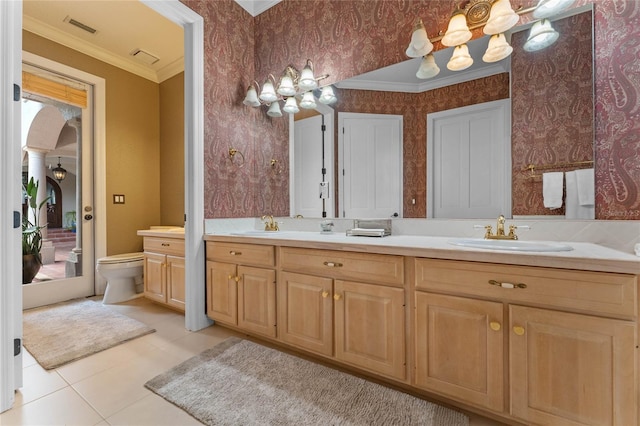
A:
346;219;392;237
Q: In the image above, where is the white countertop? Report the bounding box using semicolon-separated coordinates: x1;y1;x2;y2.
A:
205;231;640;275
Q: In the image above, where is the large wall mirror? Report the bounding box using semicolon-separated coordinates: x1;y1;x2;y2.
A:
290;4;594;220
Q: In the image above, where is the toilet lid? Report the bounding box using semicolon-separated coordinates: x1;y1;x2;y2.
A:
97;252;144;264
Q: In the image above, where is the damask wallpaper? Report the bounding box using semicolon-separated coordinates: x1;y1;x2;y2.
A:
511;11;594;216
184;0;640;220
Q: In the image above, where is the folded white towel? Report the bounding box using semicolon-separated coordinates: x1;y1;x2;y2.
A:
575;168;595;206
543;172;564;209
566;171;595;219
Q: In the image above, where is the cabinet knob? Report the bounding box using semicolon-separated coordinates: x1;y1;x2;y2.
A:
323;261;343;268
489;321;501;331
513;326;525;336
228;274;239;283
161;243;170;247
333;293;342;301
322;291;329;298
229;251;242;256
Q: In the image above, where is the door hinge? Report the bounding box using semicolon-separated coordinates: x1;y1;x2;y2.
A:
321;124;326;131
14;338;21;356
13;84;21;101
13;211;20;228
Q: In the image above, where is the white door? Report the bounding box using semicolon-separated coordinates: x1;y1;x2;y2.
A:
292;113;334;218
1;0;23;412
339;113;403;218
427;99;511;219
20;56;97;309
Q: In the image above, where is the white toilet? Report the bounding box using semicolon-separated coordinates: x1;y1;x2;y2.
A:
96;252;144;304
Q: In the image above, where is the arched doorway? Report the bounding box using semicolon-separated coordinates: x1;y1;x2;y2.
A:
46;176;62;229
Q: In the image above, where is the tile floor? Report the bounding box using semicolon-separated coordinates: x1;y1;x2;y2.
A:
1;297;505;425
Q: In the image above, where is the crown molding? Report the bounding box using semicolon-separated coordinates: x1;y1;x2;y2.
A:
234;0;282;16
23;15;182;84
336;62;509;93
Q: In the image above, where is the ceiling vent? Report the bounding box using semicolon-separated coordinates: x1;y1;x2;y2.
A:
130;49;160;65
63;16;97;34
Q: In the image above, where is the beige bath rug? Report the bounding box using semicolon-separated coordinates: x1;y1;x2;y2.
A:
146;337;469;426
23;298;155;369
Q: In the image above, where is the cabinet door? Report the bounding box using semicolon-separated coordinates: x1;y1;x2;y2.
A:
144;252;166;303
206;261;237;325
278;271;333;356
166;255;185;312
415;292;504;412
334;280;405;380
237;266;276;338
510;305;636;426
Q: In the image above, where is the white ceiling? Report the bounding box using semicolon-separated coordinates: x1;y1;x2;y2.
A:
235;0;282;16
23;0;184;83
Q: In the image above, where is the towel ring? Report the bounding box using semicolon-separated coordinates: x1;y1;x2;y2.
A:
229;148;245;167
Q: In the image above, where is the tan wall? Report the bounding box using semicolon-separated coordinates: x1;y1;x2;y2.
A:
23;31;162;255
159;72;185;226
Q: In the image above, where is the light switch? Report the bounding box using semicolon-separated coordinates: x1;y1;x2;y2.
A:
113;194;125;204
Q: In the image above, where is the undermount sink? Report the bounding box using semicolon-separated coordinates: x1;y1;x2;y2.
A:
449;238;573;252
230;230;288;236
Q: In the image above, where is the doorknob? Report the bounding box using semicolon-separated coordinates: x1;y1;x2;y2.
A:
84;214;93;220
391;212;399;217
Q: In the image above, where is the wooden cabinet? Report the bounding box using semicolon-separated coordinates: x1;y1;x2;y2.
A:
206;242;276;338
414;292;504;412
414;258;638;425
142;236;185;311
279;247;406;381
509;305;636;426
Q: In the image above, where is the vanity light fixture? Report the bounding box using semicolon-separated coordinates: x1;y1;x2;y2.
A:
283;96;299;114
441;8;472;47
243;59;336;117
416;54;440;79
267;101;283;118
406;18;433;58
318;85;337;104
299;91;317;109
52;157;67;183
483;0;520;35
523;19;559;51
533;0;576;19
447;44;474;71
482;33;513;62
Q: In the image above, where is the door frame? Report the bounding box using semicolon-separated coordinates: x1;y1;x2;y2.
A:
21;51;104;309
0;0;23;412
289;103;334;218
426;99;511;218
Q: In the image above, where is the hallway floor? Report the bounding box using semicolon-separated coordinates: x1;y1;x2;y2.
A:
1;297;504;425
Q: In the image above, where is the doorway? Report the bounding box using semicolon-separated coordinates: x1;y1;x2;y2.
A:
21;60;97;309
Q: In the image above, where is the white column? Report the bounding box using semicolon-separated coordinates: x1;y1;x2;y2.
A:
67;118;82;254
26;148;47;239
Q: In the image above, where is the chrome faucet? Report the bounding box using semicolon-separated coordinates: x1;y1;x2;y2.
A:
484;215;518;240
261;215;279;231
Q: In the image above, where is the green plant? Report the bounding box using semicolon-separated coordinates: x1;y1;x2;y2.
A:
22;177;50;262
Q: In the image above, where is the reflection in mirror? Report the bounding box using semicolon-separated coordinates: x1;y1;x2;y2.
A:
289;5;594;220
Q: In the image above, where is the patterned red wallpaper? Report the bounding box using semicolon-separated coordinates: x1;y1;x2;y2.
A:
511;11;594;216
184;0;640;220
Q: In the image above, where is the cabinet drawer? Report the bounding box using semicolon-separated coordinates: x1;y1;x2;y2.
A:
207;242;275;267
143;237;184;256
281;247;404;287
415;259;637;318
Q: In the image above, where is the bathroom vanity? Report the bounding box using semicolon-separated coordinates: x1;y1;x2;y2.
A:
204;231;639;426
138;229;185;312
